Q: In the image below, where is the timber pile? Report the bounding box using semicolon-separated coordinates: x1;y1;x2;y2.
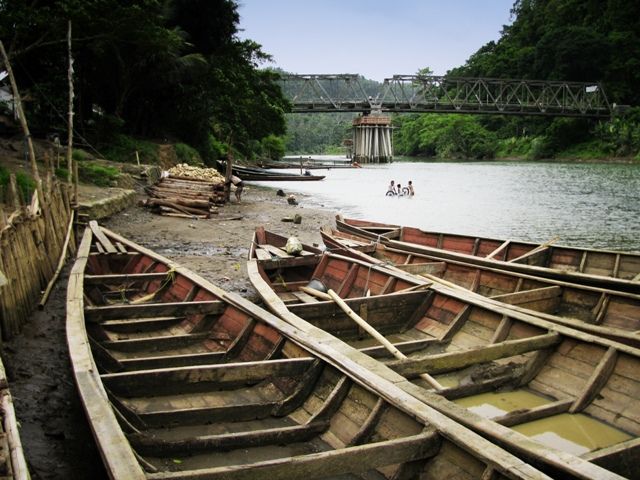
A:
0;172;75;340
143;174;226;219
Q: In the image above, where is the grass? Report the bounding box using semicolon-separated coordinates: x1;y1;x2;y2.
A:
78;162;120;187
101;134;160;164
0;166;36;204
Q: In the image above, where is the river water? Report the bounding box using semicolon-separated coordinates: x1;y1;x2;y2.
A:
251;157;640;251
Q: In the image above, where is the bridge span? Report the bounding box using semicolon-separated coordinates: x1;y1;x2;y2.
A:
278;74;614;163
280;74;612;118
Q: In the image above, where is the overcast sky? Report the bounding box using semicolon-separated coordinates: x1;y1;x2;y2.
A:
237;0;515;81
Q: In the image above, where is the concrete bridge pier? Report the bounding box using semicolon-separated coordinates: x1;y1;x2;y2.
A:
352;115;392;163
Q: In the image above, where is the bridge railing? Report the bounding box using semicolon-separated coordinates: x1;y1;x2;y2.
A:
279;74;612;117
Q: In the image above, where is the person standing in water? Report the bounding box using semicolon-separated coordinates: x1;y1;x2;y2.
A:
407;180;415;196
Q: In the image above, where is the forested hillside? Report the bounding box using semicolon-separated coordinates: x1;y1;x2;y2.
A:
0;0;288;163
286;0;640;161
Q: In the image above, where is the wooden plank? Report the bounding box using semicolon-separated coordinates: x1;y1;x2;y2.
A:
129;420;330;456
490;286;562;305
89;220;118;253
99;316;183;333
120;351;227;371
390;333;561;376
254;248;272;260
570;346;618;413
441;305;472;342
146;431;439;480
102;357;315;395
258;255;320;270
347;398;387;446
292;291;320;304
494;399;573;427
84;272;173;285
308;375;352;422
260;244;293;258
224;318;257;358
489;316;512;344
485;240;511;260
337;264;359;296
85;300;226;321
101;332;212;352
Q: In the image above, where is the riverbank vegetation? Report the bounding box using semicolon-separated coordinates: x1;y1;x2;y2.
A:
288;0;640;162
0;0;288;165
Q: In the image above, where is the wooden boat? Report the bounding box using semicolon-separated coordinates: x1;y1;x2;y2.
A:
0;357;29;479
335;216;640;293
320;227;640;348
67;221;553;480
248;242;640;479
217;161;326;181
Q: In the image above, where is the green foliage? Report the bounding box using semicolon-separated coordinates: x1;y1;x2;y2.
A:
102;135;159;164
78;163;119;187
0;166;36;203
55;167;69;180
395;114;496;159
0;0;288;161
260;135;286;160
594;108;640;156
285;113;354;154
174;143;203;166
72;149;88;162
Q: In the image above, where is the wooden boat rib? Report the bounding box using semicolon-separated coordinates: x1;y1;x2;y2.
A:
248;238;639;479
0;358;28;479
320;227;640;348
68;221;553;480
335;216;640;293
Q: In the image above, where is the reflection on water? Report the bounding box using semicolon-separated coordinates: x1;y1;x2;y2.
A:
255;158;640;250
512;413;632;455
454;390;549;418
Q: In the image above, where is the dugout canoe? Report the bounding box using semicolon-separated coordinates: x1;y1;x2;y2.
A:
335;217;640;293
320;227;640;348
67;221;554;480
248;245;640;479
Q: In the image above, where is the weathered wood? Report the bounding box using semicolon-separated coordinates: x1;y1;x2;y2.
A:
308;375;352;422
390;332;561;376
494;399;573;427
101;358;315;396
90;221;118;253
129;420;330;456
84;272;173;285
145;431;440;480
569;346;618;413
347;398;388;446
260;244;292;258
327;289;444;391
85;299;226;321
489;286;562;306
486;240;511;260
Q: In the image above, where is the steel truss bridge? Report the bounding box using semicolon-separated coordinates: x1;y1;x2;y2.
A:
279;74;613;117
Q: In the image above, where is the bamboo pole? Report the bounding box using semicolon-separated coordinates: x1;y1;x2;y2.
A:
0;40;43;204
38;211;74;308
325;289;444;390
66;21;75;200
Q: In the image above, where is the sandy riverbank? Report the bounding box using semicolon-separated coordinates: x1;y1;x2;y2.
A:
2;183;338;479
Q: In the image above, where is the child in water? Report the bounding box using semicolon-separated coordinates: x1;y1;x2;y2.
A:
386;180;397;196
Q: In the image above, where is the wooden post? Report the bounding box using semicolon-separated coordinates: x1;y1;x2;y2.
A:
225;147;233;202
66;21;76;203
0;40;44;204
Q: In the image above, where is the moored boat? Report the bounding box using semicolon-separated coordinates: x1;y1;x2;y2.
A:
248;238;640;479
320;227;640;348
68;221;552;480
335;216;640;293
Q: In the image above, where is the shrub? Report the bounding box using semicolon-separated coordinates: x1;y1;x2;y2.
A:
0;166;36;203
174;143;203;166
102;135;159;164
78;163;119;187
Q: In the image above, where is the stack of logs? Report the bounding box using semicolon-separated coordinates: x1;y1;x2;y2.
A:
143;176;226;219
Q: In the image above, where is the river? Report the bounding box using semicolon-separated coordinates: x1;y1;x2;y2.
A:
251;157;640;251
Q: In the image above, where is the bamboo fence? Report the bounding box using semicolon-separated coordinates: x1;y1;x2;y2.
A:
0;170;75;340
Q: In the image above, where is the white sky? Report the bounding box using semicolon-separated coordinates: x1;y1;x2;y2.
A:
238;0;515;81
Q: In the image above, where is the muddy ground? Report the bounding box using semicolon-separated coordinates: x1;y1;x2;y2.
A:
1;184;337;479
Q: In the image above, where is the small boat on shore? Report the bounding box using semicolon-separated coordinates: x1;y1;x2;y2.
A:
68;221;552;480
218;161;326;181
321;227;640;348
335;217;640;293
248;234;640;479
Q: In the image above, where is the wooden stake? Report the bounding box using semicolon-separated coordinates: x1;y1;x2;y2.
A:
38;211;75;308
0;40;44;204
326;289;444;391
66;21;75;201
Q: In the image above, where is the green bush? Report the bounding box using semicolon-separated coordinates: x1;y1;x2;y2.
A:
55;167;69;180
78;163;119;187
0;166;36;203
174;143;203;166
102;134;159;164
